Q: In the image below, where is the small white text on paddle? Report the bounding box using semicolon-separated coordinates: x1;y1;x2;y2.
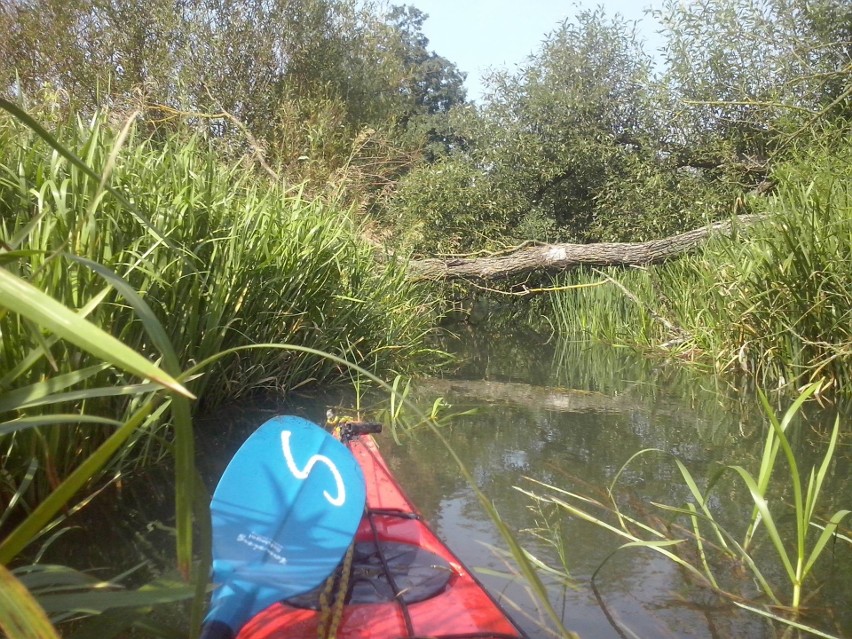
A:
237;532;287;564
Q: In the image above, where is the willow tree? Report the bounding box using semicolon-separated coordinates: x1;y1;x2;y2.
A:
385;8;681;253
384;0;851;254
659;0;852;165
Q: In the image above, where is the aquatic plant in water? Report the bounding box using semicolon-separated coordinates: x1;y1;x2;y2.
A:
517;381;850;638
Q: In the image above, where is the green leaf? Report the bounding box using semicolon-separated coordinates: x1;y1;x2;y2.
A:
36;582;197;614
63;255;198;583
0;414;123;436
0;459;38;529
0;564;61;639
728;465;795;581
733;602;843;639
13;565;104;593
0;364;110;414
0;288;111;389
3;383;160;413
0;268;193;399
0;250;44;264
803;509;852;577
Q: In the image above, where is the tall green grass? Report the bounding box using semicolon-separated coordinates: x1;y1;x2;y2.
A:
549;131;852;392
0;101;441;637
0;106;437;506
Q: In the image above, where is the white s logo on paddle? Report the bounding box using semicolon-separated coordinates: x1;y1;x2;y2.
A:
280;430;345;506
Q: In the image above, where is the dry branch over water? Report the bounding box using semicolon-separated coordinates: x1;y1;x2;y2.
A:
407;215;762;281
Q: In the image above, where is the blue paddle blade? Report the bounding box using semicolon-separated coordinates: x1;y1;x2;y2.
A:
204;416;366;637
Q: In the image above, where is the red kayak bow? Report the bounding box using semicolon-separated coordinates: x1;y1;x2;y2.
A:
236;421;528;639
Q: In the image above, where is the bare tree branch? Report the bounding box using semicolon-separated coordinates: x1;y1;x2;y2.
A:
407;214;762;281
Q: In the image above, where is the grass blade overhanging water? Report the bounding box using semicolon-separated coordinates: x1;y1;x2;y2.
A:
0;563;61;639
517;381;850;637
0;269;191;399
0;102;438;637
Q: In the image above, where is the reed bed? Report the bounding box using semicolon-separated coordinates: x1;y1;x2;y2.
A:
549;133;852;393
0;108;436;504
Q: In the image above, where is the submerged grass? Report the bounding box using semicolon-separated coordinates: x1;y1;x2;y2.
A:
549;130;852;393
518;382;850;637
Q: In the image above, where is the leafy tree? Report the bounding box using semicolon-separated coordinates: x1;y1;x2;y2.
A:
386;5;466;118
387;8;688;252
1;0;467;130
658;0;852;168
381;5;468;160
386;0;851;253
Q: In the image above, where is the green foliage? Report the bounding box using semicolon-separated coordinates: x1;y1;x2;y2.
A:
548;268;664;345
0;102;445;637
0;107;437;506
384;4;468;161
659;0;852;156
384;7;744;253
0;0;468;209
384;0;850;254
549;126;852;392
0;109;217;639
663;130;852;390
519;382;850;636
386;153;515;254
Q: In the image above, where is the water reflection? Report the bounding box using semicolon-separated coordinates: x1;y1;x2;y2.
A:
56;327;849;638
375;328;852;638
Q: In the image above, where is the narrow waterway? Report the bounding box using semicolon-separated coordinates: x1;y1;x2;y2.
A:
214;326;850;639
53;326;851;638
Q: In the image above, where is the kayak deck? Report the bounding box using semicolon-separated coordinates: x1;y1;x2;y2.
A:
236;434;526;639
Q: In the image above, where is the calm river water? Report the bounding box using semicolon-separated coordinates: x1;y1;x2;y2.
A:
52;326;847;637
197;326;851;639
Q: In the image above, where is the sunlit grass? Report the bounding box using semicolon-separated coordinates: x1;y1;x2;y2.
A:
518;382;850;637
548;131;852;392
0;101;438;638
0;104;437;504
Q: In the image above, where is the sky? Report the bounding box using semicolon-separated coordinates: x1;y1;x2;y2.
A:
409;0;667;102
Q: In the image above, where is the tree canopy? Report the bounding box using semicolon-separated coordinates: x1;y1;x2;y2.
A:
383;0;850;254
1;0;468;196
2;0;848;251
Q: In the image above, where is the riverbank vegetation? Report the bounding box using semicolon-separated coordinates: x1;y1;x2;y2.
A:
383;0;851;391
1;0;850;636
2;0;849;392
0;103;442;636
551;133;852;391
0;105;437;497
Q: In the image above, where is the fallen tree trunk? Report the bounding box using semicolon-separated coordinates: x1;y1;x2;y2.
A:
407;214;761;281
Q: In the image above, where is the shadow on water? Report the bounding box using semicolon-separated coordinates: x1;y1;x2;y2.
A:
46;326;852;638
